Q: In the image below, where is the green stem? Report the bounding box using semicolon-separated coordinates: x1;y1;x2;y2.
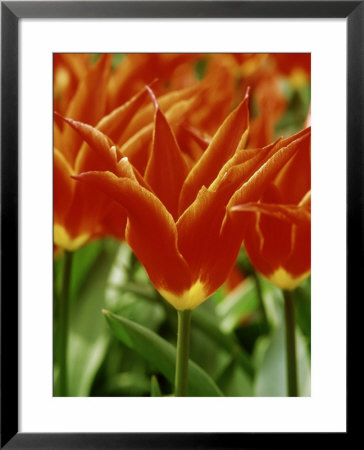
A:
59;251;73;396
174;309;192;397
283;289;299;397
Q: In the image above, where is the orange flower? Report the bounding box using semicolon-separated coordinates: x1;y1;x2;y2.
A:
231;128;311;290
54;55;153;250
73;88;311;310
54;55;210;251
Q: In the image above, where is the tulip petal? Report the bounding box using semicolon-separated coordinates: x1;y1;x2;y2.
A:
145;92;189;218
53;121;63;152
95;86;150;144
177;187;244;303
99;201;128;242
62;54;112;164
57;116;150;192
235;189;310;273
174;124;210;164
231;202;311;225
54;148;74;224
179;93;250;213
55;114;118;172
233;187;311;288
119;94;199;174
209;143;277;196
66;157;143;243
228;128;310;208
120;84;200;143
174;131;310;302
74;171;191;297
55;53;89;81
284;219;311;278
274;129;311;204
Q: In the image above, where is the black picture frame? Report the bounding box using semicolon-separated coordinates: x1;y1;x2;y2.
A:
1;1;359;448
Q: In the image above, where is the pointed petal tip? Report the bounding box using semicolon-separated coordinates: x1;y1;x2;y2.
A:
54;112;78;128
54;111;74;127
145;85;159;111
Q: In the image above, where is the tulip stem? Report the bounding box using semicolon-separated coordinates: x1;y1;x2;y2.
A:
283;290;299;397
174;309;192;397
59;250;73;396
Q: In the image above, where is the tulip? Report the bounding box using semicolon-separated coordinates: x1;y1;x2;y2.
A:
72;87;310;395
54;58;153;395
54;59;207;251
71;87;310;309
54;53;311;397
231;128;311;291
231;127;310;397
54;83;150;251
74;88;310;309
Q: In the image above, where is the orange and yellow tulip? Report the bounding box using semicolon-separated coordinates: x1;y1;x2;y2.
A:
54;56;210;251
72;87;311;310
232;128;311;290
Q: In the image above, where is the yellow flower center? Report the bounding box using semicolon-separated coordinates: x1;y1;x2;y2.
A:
54;224;89;252
268;267;310;291
159;280;208;311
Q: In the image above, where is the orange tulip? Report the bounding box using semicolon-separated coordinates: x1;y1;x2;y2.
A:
54;54;211;251
73;86;311;310
231;128;311;290
54;78;152;250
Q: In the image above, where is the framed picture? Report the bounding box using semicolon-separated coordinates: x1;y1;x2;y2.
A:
1;1;358;448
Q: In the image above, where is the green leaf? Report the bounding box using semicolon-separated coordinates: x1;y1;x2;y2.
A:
258;276;283;327
64;240;119;396
70;240;103;303
189;325;229;381
103;372;150;396
216;359;253;396
105;244;166;331
151;375;162;397
103;310;223;397
216;279;259;333
254;324;311;397
105;243;135;310
192;306;254;378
